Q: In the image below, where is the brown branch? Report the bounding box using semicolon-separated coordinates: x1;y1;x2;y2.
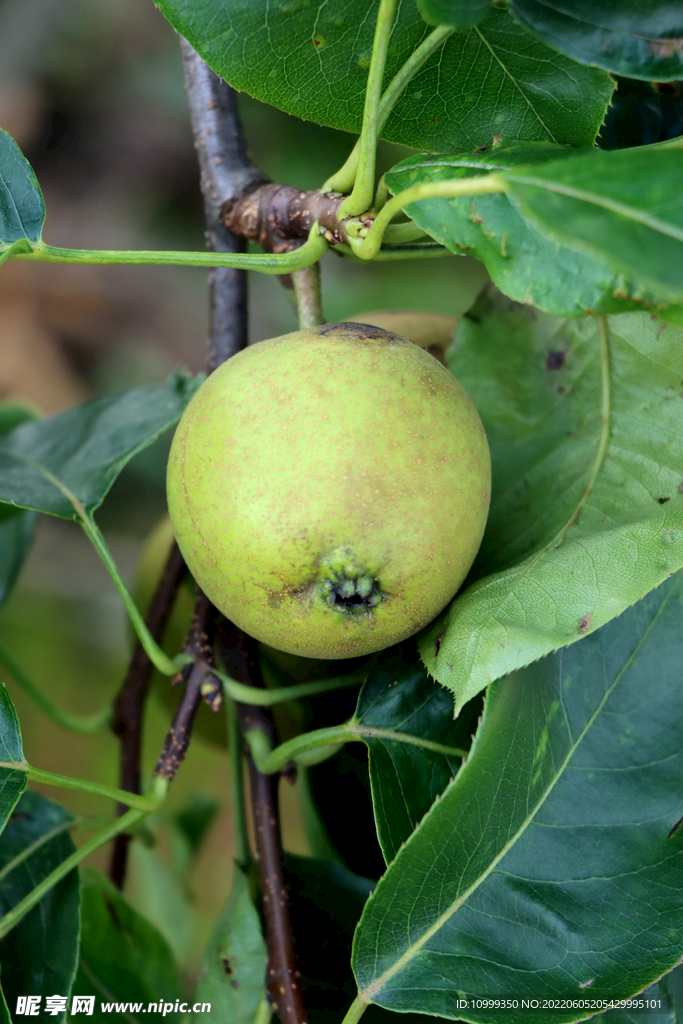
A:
217;623;308;1024
224;183;351;253
179;38;268;368
109;542;186;889
154;590;221;780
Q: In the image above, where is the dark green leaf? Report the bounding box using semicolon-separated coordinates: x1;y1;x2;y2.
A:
0;989;9;1024
73;868;182;1024
286;855;374;1024
595;973;678;1023
504;146;683;306
417;0;490;30
386;141;680;318
155;2;613;152
420;291;683;712
0;130;44;251
0;686;26;833
511;0;683;81
354;645;480;863
192;866;265;1024
356;574;683;1023
0;372;203;520
0;404;38;610
0;791;79;1024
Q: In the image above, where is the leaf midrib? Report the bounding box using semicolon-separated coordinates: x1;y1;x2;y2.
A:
362;579;676;1002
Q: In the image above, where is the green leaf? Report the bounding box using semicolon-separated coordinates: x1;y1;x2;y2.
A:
386;141;680;318
504;146;683;306
354;645;479;863
0;791;80;1024
420;291;683;712
0;686;26;832
192;866;265;1024
0;989;9;1024
154;2;613;152
127;797;219;967
355;573;683;1022
417;0;490;30
0;372;203;520
0;130;44;254
594;973;678;1023
510;1;683;81
0;404;38;611
286;855;374;1024
73;868;182;1024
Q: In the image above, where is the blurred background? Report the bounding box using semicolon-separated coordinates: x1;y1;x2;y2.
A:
0;0;487;979
2;0;680;986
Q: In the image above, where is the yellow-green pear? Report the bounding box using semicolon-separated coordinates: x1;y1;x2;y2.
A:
167;322;490;659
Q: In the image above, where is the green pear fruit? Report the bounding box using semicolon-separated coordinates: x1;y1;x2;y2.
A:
167;322;491;659
345;311;457;365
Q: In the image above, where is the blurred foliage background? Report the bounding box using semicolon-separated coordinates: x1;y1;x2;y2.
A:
2;0;680;984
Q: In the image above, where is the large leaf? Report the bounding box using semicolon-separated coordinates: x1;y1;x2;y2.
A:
0;373;202;520
192;866;265;1024
353;645;480;863
0;130;44;262
0;404;38;611
155;2;613;153
386;142;680;319
354;574;683;1023
0;686;26;833
417;0;490;30
420;291;683;712
0;791;80;1024
511;1;683;81
504;146;683;306
73;868;182;1024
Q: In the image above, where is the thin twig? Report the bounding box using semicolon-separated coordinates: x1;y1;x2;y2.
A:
154;590;220;780
109;542;186;889
217;623;309;1024
179;38;268;368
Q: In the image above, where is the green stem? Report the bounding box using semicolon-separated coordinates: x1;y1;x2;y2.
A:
382;221;430;244
324;25;453;196
2;761;163;811
0;806;144;939
253;993;273;1024
79;513;187;677
0;642;111;734
12;228;328;275
340;994;369;1024
356;173;507;259
247;722;467;775
227;698;250;868
215;667;367;706
246;725;356;774
335;240;450;262
339;0;399;217
292;262;325;328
